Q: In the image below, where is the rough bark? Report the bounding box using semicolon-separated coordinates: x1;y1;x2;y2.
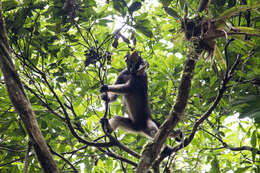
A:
136;41;203;172
0;3;59;173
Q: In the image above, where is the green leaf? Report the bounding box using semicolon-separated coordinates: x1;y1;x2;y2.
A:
159;0;172;7
2;0;19;11
163;7;180;20
255;116;260;124
233;36;255;48
214;45;226;70
233;95;260;124
56;77;67;83
97;19;113;26
252;148;256;162
236;26;260;35
129;2;142;13
251;130;257;148
112;0;127;16
34;1;48;10
210;156;220;173
41;120;48;129
233;95;259;106
52;70;64;76
134;25;153;38
214;0;226;7
216;3;260;21
242;110;260;119
234;166;251;173
134;18;153;38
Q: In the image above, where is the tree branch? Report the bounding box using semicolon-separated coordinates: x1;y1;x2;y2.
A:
23;84;66;121
98;147;138;167
48;144;78;173
24;141;32;173
202;129;260;155
0;158;24;167
137;40;203;172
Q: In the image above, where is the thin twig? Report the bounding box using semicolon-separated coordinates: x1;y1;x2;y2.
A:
24;141;32;173
97;147;137;167
23;84;66;121
202;129;260;154
224;38;234;74
48;144;78;173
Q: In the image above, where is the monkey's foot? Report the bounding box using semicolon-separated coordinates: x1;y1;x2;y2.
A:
100;118;113;134
169;129;184;142
161;146;174;158
100;93;110;102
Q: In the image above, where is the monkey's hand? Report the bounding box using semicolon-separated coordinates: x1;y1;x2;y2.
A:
100;117;113;134
100;93;110;102
100;84;108;93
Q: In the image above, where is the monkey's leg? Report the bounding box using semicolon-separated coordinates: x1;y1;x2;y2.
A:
109;116;139;133
109;117;175;157
100;118;113;134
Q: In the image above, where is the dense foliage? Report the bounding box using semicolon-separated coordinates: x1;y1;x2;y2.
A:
0;0;259;172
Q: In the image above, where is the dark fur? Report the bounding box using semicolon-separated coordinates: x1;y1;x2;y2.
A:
100;54;174;156
100;55;158;138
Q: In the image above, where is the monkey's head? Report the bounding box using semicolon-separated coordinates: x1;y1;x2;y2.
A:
124;52;147;75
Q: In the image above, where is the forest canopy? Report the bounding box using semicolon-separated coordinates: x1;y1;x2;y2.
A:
0;0;260;172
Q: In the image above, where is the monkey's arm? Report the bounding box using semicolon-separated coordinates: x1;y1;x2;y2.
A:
107;81;132;94
101;69;132;99
100;82;132;101
100;71;129;102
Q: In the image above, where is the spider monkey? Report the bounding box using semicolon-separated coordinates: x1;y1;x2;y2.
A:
100;52;181;155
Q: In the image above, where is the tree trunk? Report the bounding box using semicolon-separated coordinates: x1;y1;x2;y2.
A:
0;3;59;173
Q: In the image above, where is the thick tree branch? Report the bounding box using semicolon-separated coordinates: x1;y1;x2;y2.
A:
137;40;203;172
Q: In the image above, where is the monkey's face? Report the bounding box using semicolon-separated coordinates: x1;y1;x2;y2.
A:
124;52;144;75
